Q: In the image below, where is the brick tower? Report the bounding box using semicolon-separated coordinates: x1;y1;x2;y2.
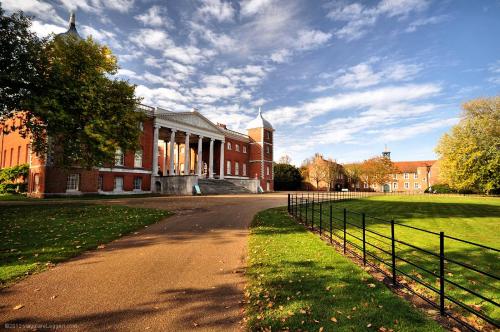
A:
247;108;274;191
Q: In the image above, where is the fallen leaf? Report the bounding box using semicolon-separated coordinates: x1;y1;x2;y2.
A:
367;323;372;328
13;304;24;310
330;317;337;323
193;322;199;327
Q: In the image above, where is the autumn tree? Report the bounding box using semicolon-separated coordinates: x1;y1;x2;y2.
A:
0;6;143;168
278;154;292;164
344;162;363;189
323;158;342;192
436;96;500;194
360;156;395;187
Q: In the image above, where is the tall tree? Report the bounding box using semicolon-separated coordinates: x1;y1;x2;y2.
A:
344;163;363;189
436;97;500;194
323;158;341;192
360;156;395;187
278;154;292;164
0;6;144;168
0;6;47;130
274;163;302;190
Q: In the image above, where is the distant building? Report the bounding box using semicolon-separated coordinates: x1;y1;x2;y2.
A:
301;154;346;191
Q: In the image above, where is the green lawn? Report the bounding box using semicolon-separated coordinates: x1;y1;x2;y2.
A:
0;193;30;201
246;207;443;331
0;204;170;284
297;195;500;329
0;193;163;201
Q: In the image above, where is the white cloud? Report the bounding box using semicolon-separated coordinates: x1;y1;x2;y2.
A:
163;46;215;65
313;59;423;91
405;15;448;32
3;0;65;25
134;6;172;28
58;0;135;13
488;60;500;85
293;29;332;50
327;0;429;41
377;117;459;142
129;29;172;50
196;0;235;22
270;49;292;63
81;25;123;50
267;83;441;126
240;0;274;17
30;20;66;38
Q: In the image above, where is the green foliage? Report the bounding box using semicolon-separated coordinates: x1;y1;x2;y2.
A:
0;204;170;283
436;97;500;194
0;5;144;168
0;6;47;123
424;183;455;194
274;163;302;190
0;164;29;193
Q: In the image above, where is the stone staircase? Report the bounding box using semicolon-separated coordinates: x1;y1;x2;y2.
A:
197;179;251;195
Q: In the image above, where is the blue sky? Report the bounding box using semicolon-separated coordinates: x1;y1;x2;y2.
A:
4;0;500;165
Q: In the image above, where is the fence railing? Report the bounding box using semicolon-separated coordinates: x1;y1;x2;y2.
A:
287;192;500;331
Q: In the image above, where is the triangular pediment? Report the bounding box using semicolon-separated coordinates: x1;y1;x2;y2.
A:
156;111;224;135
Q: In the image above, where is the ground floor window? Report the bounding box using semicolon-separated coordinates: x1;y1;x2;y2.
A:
235;162;239;175
134;177;142;190
67;174;79;191
33;174;40;192
226;160;231;174
98;175;103;190
266;166;270;176
404;182;409;189
414;182;420;189
114;176;124;191
393;182;398;189
243;163;247;176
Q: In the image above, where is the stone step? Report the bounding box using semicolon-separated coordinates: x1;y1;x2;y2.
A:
198;179;251;195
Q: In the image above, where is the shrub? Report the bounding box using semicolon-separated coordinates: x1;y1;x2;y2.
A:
0;164;29;194
425;183;455;194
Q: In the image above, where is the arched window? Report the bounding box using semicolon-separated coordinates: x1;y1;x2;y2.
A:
134;149;143;168
115;148;124;166
227;142;232;150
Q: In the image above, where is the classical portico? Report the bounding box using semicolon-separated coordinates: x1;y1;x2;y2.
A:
151;109;226;191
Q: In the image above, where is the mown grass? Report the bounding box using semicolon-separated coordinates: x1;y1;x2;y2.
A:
246;207;443;331
297;194;500;329
0;193;30;201
0;204;170;284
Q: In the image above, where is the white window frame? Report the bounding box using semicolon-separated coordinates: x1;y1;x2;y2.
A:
414;182;420;189
235;144;240;152
404;173;409;179
66;174;80;191
414;173;418;179
363;183;368;189
114;176;124;191
226;160;231;174
133;177;142;191
235;162;239;175
115;148;124;166
134;149;143;168
393;182;398;189
243;163;247;176
393;174;398;180
243;146;247;153
404;182;409;189
227;142;232;150
266;166;270;176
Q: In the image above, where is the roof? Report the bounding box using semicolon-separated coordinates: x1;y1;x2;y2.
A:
393;160;436;173
246;108;273;130
57;12;81;39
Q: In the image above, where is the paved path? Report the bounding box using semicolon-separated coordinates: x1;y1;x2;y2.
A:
0;194;287;331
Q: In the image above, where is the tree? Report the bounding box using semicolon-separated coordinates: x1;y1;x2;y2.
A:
0;6;144;168
309;157;328;189
436;97;500;194
344;163;363;189
0;7;47;129
274;163;302;190
278;154;292;164
360;156;395;188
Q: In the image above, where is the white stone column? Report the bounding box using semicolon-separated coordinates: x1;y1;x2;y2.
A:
219;140;225;179
151;124;159;189
163;141;167;176
209;138;214;179
184;132;190;175
197;136;203;176
169;129;176;175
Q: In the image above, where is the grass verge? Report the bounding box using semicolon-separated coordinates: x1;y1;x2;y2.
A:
246;207;443;331
0;204;170;284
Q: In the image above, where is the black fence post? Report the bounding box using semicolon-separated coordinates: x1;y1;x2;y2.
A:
295;194;298;217
343;208;347;254
362;213;366;265
319;203;323;235
440;231;445;315
329;204;333;243
391;219;396;284
299;197;302;221
288;193;290;213
305;199;308;226
311;199;315;230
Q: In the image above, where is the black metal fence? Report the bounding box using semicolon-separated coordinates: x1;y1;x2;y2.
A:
287;192;500;331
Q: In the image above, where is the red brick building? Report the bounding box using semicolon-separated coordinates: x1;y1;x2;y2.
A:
0;106;274;197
